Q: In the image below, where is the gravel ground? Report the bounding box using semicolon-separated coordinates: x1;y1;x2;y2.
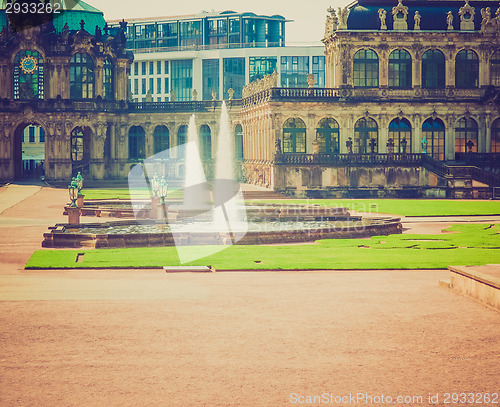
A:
0;185;499;407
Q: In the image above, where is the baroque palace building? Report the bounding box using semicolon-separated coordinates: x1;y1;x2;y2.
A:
0;0;499;197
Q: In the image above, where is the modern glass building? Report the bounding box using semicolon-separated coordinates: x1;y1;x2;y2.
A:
108;11;325;102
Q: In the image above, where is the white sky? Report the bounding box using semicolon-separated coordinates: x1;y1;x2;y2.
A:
87;0;346;45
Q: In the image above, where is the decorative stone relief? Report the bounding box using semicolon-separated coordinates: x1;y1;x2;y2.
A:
459;0;475;31
392;0;409;30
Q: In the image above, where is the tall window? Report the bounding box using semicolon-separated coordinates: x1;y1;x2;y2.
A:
153;125;170;155
249;57;277;83
280;56;309;88
171;59;193;101
203;59;219;100
388;49;412;89
177;125;187;147
128;126;145;161
316;118;340;154
490;50;500;86
455;118;478;153
39;127;45;143
422;50;445;89
354;118;378;153
283;118;306;153
223;58;245;99
353;49;379;88
200;125;212;160
455;49;479;89
491;118;500;152
14;50;44;100
70;53;94;99
312;56;325;88
102;58;114;100
388;118;412;153
235;124;244;160
422;118;445;160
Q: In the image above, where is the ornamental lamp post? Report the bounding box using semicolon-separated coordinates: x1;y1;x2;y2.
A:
159;178;168;219
159;178;168;204
68;179;78;207
75;172;85;208
67;179;81;224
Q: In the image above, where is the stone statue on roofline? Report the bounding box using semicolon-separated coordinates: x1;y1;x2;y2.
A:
447;11;454;30
414;11;421;30
378;9;388;30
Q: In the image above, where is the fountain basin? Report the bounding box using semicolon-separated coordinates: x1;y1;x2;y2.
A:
42;216;402;249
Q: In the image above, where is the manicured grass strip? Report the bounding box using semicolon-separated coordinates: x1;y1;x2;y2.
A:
26;224;500;270
253;199;500;217
82;188;182;200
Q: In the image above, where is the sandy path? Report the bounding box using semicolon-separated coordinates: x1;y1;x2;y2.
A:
0;185;499;406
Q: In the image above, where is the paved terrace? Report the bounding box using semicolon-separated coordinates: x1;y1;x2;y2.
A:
0;183;499;406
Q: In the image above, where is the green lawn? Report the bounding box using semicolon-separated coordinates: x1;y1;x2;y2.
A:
26;224;500;270
82;188;182;200
254;199;500;217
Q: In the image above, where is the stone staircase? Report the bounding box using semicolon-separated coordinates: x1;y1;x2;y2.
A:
242;190;289;200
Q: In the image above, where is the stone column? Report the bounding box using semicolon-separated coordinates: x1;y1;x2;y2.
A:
446;115;456;160
94;62;103;98
378;114;389;153
413;114;422;153
306;113;316;154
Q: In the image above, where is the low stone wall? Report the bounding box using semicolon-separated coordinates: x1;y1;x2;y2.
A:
42;217;402;249
447;266;500;311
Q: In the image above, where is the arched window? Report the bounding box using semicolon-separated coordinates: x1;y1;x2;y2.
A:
490;51;500;86
491;118;500;152
354;118;378;153
153;125;169;155
389;118;412;153
422;50;445;89
455;50;479;89
389;49;412;89
283;118;306;153
14;50;44;100
235;124;244;160
422;118;445;160
70;53;94;99
455;118;478;153
200;124;212;160
128;126;145;161
71;128;85;163
316;118;340;154
353;49;379;88
102;58;114;100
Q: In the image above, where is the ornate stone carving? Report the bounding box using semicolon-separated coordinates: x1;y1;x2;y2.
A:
378;9;388;30
480;7;495;33
324;6;339;39
242;69;278;98
459;0;475;30
392;0;409;30
338;7;350;30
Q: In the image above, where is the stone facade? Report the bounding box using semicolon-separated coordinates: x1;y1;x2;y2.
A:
1;0;499;198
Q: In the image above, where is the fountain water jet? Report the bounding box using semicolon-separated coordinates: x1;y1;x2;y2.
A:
182;114;210;210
